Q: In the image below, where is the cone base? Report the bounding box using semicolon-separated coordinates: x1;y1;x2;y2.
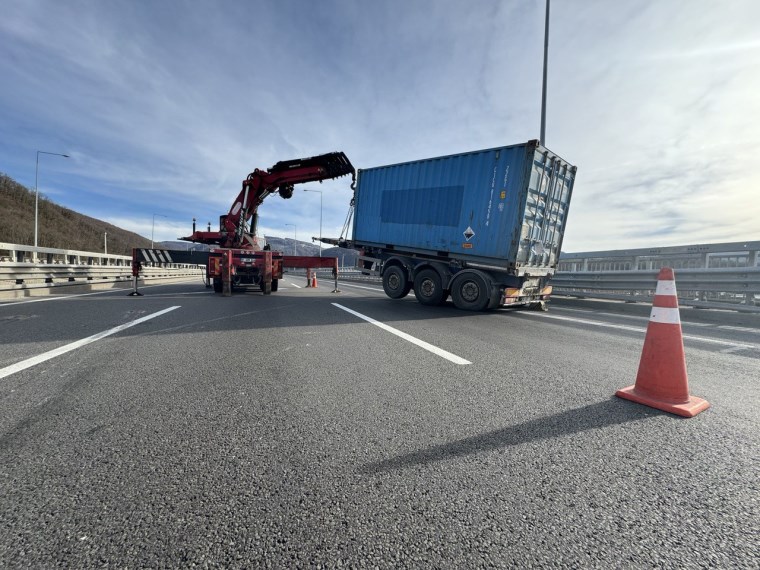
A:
616;385;710;418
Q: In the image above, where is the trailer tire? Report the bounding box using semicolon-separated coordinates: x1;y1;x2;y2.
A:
271;278;279;292
451;271;491;311
213;278;223;293
413;269;445;306
261;281;272;295
383;266;411;299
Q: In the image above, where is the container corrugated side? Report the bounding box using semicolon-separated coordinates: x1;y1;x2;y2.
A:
353;141;576;272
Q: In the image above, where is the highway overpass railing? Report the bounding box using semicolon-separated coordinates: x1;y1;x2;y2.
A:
554;241;760;312
550;268;760;312
0;242;204;296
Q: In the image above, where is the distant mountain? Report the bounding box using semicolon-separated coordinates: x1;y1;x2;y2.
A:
0;173;151;255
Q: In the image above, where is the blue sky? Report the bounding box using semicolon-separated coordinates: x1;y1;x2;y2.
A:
1;0;758;252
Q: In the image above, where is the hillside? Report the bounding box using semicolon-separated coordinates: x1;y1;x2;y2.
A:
0;173;361;265
0;173;151;255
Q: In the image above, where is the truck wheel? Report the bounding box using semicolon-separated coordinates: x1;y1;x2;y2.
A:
451;271;491;311
213;278;223;293
271;278;279;292
261;281;272;295
413;269;445;306
383;266;411;299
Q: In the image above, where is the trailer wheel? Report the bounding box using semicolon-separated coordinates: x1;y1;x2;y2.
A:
383;266;411;299
271;278;279;292
451;271;491;311
213;278;223;293
261;281;272;295
413;269;445;306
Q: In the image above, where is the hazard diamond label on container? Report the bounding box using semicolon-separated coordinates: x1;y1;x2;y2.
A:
463;227;475;241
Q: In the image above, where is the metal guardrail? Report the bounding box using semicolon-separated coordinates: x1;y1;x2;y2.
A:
0;242;204;294
0;241;132;266
307;267;760;313
552;268;760;312
1;263;203;284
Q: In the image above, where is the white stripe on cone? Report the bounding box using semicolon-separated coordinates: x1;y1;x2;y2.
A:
655;280;677;296
650;306;681;325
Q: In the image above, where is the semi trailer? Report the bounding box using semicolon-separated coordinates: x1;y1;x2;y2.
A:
321;140;577;311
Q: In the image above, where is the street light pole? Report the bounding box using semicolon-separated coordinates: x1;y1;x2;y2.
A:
303;188;323;257
151;213;168;248
540;0;550;144
35;150;69;256
104;231;108;255
285;224;296;255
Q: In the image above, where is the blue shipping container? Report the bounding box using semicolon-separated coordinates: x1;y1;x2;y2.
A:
352;140;577;274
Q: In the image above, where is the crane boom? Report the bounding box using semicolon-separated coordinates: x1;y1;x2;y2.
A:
180;151;355;249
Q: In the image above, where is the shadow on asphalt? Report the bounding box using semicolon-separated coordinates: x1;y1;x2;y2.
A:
362;398;660;473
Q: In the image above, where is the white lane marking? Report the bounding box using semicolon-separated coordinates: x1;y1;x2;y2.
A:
338;282;385;292
0;280;199;306
556;308;720;329
332;303;471;365
144;291;210;297
720;346;749;354
718;325;760;334
0;306;181;380
560;308;711;327
288;282;302;289
535;313;645;334
528;313;757;351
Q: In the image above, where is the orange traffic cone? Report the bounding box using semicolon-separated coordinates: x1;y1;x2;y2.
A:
311;273;318;288
616;267;710;418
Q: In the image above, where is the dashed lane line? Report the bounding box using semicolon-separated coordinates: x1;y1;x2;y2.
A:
332;303;471;365
0;306;181;380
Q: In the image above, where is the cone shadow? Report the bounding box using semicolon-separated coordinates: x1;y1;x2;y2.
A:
363;398;659;473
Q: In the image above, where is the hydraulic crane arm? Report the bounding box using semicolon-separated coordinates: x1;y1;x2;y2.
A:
180;151;355;248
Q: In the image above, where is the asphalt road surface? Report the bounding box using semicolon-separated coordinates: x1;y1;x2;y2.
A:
1;277;758;568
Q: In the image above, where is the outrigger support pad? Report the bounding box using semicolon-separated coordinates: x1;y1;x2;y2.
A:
128;274;143;296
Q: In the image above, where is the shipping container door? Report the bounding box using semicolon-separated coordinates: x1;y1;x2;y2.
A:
516;149;575;270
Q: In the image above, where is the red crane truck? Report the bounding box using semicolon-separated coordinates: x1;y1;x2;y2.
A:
130;152;355;295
